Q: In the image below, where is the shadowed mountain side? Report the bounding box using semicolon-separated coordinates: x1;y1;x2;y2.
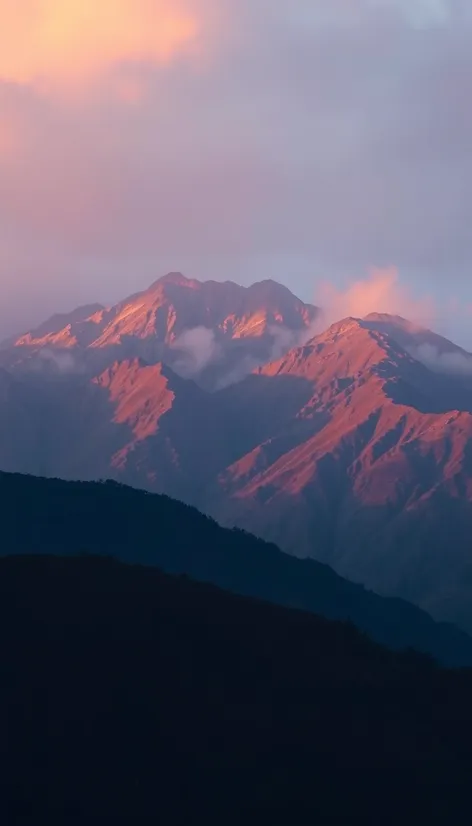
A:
0;370;44;475
1;554;472;824
91;359;234;500
0;365;320;506
216;372;318;454
374;354;472;415
215;415;472;632
7;360;234;503
346;494;472;631
2;472;472;667
216;489;472;627
360;314;472;410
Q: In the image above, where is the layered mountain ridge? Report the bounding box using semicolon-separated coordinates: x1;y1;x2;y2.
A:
1;276;472;632
3;471;472;667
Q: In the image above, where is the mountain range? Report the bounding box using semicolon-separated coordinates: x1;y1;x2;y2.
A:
1;272;319;390
1;273;472;633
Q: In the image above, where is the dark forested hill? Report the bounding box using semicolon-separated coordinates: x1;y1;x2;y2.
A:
1;554;472;824
2;470;472;667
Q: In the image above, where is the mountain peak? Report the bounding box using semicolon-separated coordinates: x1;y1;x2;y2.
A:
150;272;199;290
6;275;319;389
323;316;363;335
362;312;425;335
361;313;472;371
364;312;412;324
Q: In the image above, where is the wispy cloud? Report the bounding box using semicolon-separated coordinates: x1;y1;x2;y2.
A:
170;326;222;376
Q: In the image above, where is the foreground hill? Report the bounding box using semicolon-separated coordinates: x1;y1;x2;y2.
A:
1;553;472;824
1;273;319;390
2;471;472;666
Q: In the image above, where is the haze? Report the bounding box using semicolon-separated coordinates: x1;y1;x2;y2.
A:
1;0;472;345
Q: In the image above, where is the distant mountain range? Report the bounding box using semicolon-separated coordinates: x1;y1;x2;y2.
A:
1;272;319;390
1;274;472;633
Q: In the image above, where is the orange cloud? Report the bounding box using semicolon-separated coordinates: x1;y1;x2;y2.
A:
317;267;436;327
0;1;200;88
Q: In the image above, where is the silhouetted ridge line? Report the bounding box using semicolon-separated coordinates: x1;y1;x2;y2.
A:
1;471;472;667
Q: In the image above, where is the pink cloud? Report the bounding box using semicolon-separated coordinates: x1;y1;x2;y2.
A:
0;0;472;345
316;267;436;327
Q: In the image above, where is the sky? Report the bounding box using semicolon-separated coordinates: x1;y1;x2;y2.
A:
1;0;472;345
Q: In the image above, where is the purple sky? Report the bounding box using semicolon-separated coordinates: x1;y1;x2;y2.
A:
1;1;472;346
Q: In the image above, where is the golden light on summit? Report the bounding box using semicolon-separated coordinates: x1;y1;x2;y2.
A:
0;0;199;86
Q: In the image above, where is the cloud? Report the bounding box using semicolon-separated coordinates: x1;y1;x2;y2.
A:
266;322;323;359
316;267;436;327
170;322;315;385
409;342;472;376
1;1;472;344
170;327;222;375
36;347;83;373
0;1;200;89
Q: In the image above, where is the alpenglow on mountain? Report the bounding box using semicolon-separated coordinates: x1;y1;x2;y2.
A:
1;275;472;633
1;273;319;390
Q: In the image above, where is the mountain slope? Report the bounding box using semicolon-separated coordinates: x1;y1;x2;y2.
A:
2;471;472;666
364;312;472;374
90;358;233;497
4;273;319;389
211;317;472;630
0;370;42;474
0;360;229;502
